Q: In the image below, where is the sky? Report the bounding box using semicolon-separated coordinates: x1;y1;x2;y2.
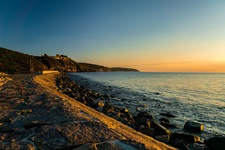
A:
0;0;225;72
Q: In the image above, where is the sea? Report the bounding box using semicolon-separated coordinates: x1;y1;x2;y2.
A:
69;72;225;140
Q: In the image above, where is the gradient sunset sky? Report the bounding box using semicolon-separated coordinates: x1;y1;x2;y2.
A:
1;0;225;72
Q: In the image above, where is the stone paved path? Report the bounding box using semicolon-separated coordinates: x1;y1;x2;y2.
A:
0;74;175;150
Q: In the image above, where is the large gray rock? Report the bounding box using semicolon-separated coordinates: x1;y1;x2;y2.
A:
155;135;170;144
184;121;204;132
204;136;225;150
137;111;154;120
151;121;171;136
172;132;201;143
139;126;155;137
136;117;151;128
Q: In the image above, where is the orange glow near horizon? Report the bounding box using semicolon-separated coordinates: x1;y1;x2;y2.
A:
136;61;225;72
100;59;225;72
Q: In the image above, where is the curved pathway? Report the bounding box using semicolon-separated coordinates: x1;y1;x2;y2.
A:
0;74;175;150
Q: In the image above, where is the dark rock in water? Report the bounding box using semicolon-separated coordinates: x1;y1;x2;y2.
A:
139;126;155;137
136;117;151;128
0;133;9;141
184;121;204;132
151;121;171;136
154;92;160;95
204;136;225;150
119;112;136;125
103;93;110;99
110;112;120;120
97;101;104;107
140;104;147;108
172;132;201;143
170;139;188;150
160;122;178;129
93;100;104;108
187;142;209;150
102;104;115;114
160;117;170;123
155;135;170;144
160;112;176;118
137;111;154;120
121;98;126;101
120;108;129;113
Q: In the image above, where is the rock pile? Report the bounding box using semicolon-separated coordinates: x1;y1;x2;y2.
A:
57;73;216;150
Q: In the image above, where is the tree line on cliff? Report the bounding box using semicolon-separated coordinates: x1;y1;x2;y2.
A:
0;47;139;73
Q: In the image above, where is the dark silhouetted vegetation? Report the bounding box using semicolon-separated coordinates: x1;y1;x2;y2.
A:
0;47;139;73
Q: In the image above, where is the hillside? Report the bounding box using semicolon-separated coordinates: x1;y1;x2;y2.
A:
0;47;139;73
0;47;47;73
110;67;139;72
77;63;110;72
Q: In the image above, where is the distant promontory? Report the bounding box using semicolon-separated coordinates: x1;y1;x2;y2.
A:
0;47;139;73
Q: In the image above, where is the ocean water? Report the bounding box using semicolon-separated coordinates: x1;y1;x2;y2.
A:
69;72;225;140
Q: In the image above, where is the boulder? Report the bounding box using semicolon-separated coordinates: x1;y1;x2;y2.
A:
119;112;136;125
137;111;154;120
136;117;151;128
184;121;204;132
187;142;209;150
172;132;201;143
155;135;170;144
93;100;104;108
204;136;225;150
102;104;115;114
103;93;110;99
139;126;155;137
110;112;121;120
120;108;129;113
150;121;171;136
169;139;188;150
97;101;105;107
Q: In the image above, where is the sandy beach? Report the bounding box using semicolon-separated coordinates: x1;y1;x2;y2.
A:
0;73;175;150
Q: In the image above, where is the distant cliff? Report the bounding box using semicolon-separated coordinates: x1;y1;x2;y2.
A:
110;67;139;72
0;47;139;73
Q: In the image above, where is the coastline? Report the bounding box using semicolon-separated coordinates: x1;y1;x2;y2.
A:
0;73;175;150
35;73;176;150
61;72;225;150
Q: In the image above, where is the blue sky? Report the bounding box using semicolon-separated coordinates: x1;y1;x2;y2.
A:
1;0;225;71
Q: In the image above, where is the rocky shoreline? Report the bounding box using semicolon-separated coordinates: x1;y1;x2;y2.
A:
57;73;225;150
0;73;175;150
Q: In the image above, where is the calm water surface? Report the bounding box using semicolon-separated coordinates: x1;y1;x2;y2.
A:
70;72;225;140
